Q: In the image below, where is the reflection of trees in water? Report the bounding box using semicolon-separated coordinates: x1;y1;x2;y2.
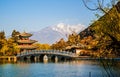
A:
99;59;120;77
71;59;120;77
64;59;120;77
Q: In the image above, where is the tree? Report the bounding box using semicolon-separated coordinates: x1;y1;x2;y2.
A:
0;31;6;55
34;43;51;50
6;38;20;56
0;39;8;56
0;30;20;56
67;32;81;46
51;32;81;50
82;0;120;56
51;38;67;50
0;31;5;39
82;1;120;76
11;30;20;42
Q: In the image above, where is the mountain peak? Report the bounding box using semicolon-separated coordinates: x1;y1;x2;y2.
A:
51;23;85;35
56;23;65;28
31;23;86;44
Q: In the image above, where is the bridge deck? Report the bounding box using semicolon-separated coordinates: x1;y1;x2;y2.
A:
17;50;78;58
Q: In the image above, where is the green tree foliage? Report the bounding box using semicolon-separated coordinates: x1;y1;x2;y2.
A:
80;36;98;49
0;31;6;55
51;32;81;50
0;30;20;56
0;39;8;56
34;43;51;50
51;38;67;50
6;38;20;56
67;32;81;46
82;0;120;57
92;6;120;41
0;31;5;39
91;4;120;56
11;30;20;42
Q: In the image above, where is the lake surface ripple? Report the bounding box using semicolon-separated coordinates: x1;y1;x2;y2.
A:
0;60;120;77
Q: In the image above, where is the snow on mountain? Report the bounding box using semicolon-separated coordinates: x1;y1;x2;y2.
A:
52;23;85;34
30;23;85;44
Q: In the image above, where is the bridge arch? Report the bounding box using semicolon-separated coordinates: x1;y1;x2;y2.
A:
17;50;78;62
23;56;27;61
39;54;45;62
61;57;66;61
30;55;35;62
51;55;58;62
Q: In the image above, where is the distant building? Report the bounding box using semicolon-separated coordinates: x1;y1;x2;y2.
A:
65;45;90;56
17;32;37;52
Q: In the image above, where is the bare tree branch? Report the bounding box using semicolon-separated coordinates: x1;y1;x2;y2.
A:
97;0;108;13
82;0;118;14
82;0;99;11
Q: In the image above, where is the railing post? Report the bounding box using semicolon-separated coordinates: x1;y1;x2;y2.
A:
8;57;11;62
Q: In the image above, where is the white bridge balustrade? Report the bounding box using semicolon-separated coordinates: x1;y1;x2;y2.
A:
17;50;78;58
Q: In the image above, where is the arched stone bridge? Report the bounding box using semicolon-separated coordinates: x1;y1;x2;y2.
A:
17;50;78;62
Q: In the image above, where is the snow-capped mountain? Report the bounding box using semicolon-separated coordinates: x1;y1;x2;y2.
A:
30;23;85;44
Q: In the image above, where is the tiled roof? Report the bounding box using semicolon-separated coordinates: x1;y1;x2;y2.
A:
17;40;37;44
66;44;86;50
19;32;32;37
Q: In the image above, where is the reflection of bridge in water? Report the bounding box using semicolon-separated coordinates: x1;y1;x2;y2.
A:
17;50;79;62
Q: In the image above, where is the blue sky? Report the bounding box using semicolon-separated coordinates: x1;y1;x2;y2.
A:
0;0;96;36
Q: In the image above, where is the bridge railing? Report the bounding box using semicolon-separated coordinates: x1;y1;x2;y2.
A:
17;50;78;57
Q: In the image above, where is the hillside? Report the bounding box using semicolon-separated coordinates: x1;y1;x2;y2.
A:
79;2;120;57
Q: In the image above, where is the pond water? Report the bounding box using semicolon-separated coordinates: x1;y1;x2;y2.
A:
0;60;120;77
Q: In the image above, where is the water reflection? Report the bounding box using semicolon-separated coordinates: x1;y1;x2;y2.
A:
0;60;120;77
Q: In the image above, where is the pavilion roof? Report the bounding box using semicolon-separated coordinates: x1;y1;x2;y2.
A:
65;44;86;50
17;40;37;44
19;32;32;37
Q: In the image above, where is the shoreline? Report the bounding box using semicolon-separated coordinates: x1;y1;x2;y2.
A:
0;56;120;63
